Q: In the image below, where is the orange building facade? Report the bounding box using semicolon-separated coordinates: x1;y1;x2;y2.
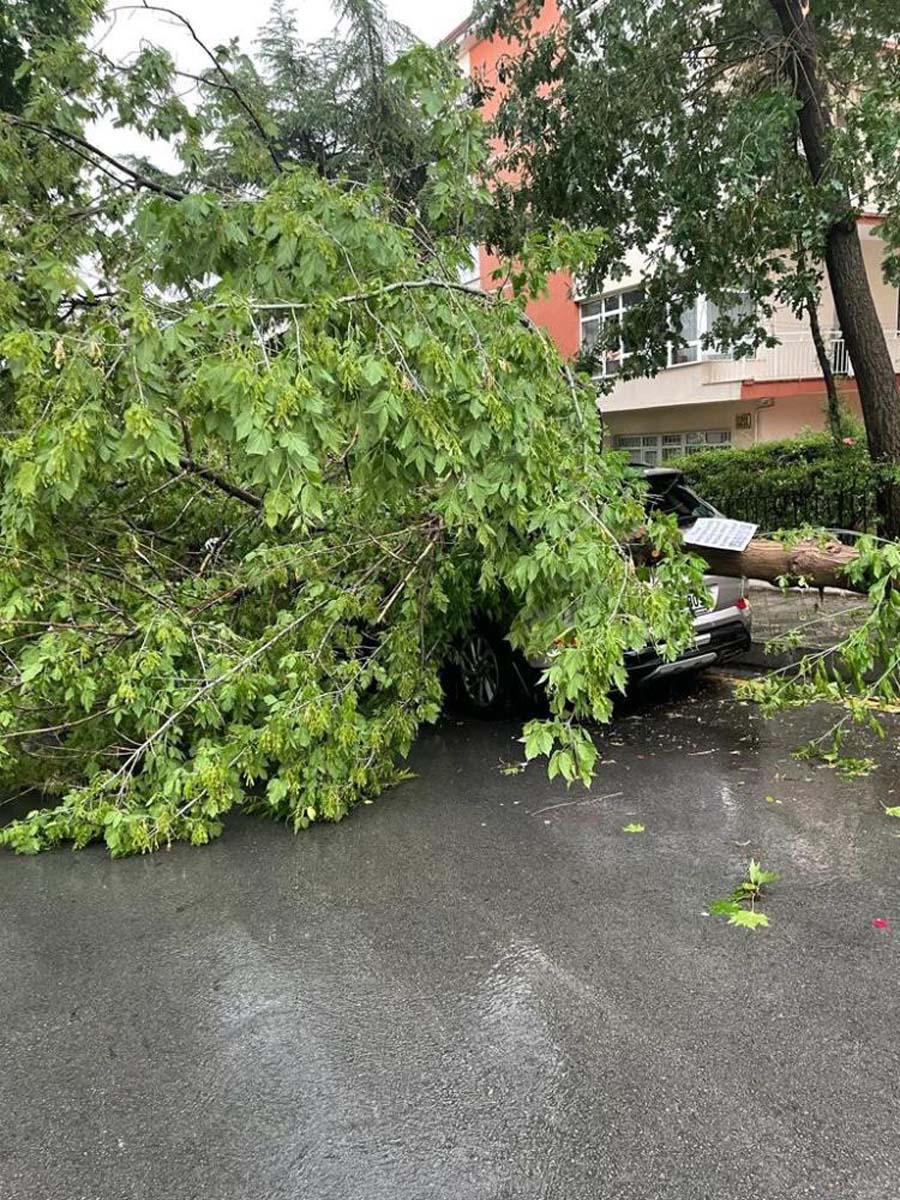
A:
445;8;900;463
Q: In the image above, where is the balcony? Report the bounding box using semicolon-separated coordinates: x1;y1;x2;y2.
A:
704;327;900;385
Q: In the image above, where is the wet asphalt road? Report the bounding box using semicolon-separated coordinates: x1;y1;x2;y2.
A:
3;675;900;1200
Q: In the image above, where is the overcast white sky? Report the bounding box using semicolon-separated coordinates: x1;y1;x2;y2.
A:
94;1;471;164
97;1;471;76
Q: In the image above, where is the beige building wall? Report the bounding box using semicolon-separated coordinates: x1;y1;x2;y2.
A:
599;222;897;456
603;392;865;453
603;401;753;449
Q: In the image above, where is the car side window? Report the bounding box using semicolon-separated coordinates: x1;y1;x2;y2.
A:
646;483;717;525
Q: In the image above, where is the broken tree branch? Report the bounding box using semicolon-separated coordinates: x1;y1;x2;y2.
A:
179;459;263;510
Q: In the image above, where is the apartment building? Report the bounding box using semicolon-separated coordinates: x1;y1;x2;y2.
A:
445;6;900;464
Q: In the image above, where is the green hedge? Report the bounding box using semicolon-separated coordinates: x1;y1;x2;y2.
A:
672;433;878;533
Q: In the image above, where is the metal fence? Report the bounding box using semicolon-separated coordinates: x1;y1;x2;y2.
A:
678;444;882;535
724;483;878;535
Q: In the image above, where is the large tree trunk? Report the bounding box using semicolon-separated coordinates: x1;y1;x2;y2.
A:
769;0;900;536
699;537;864;593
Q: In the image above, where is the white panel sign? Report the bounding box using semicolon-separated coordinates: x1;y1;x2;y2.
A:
683;518;758;553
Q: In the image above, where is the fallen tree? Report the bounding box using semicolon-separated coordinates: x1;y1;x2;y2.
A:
699;537;866;593
1;88;714;854
1;16;898;857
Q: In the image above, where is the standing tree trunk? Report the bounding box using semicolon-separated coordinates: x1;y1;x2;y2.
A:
805;295;843;442
770;0;900;535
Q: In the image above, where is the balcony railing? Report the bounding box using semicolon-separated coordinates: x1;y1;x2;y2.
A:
703;327;900;384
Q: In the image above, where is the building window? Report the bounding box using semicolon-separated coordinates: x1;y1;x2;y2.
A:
670;304;700;365
458;243;481;287
582;290;753;375
614;430;731;465
669;294;754;367
580;288;645;377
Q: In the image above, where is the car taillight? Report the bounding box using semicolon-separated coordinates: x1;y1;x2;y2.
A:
736;597;749;611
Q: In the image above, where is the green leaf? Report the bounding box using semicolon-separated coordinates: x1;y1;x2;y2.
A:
622;823;645;833
726;909;770;931
747;859;778;887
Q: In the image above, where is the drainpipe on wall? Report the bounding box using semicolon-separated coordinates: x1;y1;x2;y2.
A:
753;398;775;445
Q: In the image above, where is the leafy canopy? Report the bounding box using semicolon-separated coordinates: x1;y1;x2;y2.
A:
480;0;900;372
3;0;899;858
0;13;704;855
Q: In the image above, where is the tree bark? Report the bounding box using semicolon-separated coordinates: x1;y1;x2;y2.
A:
769;0;900;535
698;536;864;593
805;294;842;441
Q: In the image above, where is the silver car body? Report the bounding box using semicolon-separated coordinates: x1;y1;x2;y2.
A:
528;468;752;682
621;466;752;681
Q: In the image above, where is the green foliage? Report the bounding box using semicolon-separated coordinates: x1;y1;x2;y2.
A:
621;823;645;833
0;0;102;113
738;519;900;766
233;0;423;193
797;745;876;778
170;0;483;221
481;0;900;379
674;433;879;533
0;25;708;856
710;858;778;931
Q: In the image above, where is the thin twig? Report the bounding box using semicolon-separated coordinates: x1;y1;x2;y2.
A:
2;114;185;200
117;2;282;173
530;791;623;817
179;458;263;510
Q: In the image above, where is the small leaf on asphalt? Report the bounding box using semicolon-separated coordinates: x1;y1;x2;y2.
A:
727;909;770;931
622;823;645;833
883;806;900;818
765;794;783;804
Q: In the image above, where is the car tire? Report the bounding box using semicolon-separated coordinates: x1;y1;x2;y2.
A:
451;623;524;717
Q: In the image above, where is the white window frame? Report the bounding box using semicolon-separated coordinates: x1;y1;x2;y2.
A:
613;430;731;465
582;290;753;376
579;287;645;378
668;294;754;368
458;242;481;288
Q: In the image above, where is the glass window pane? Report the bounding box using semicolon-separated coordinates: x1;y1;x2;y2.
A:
603;295;622;316
641;436;659;447
685;432;705;444
643;449;658;464
671;343;699;364
680;305;698;341
623;288;645;308
581;300;603;319
662;434;682;445
614;435;642;448
581;318;599;349
730;292;753;320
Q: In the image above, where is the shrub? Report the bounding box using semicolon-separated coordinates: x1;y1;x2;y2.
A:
673;433;878;533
